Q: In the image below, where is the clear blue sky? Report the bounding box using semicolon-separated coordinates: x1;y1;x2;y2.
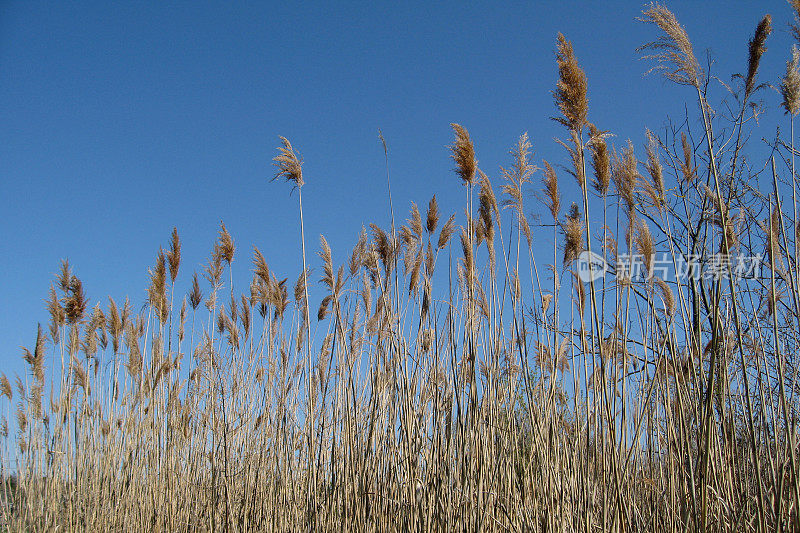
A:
0;1;791;379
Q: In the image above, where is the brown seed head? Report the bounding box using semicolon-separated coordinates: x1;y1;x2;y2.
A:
167;227;181;283
588;125;611;195
218;222;235;265
252;246;270;285
542;160;561;221
426;195;440;234
554;33;588;131
563;203;584;266
782;45;800;116
611;141;639;216
64;275;87;325
349;226;368;277
0;374;11;401
437;214;457;250
46;284;65;331
189;273;203;310
638;3;701;87
790;0;800;43
745;14;772;97
644;130;665;212
318;235;334;291
501;133;534;247
450;123;477;186
680;132;696;183
273;136;304;188
58;259;72;293
407;202;423;243
478;171;498;266
634;219;654;277
656;278;675;316
147;250;168;324
32;323;46;383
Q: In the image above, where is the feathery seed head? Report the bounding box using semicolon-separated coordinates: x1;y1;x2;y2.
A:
318;235;335;291
46;284;65;331
0;374;11;401
745;14;772;97
294;268;309;306
680;132;696;183
563;203;584;266
273;136;304;188
639;3;701;87
350;226;368;276
554;33;588;132
501;134;535;247
541;293;553;315
189;273;203;310
252;247;270;285
644;130;665;212
147;249;168;324
217;222;235;265
31;324;46;384
588;125;611;195
426;195;440;234
58;259;72;293
790;0;800;43
408;202;423;242
542;160;561;221
656;278;675;316
611;141;639;216
167;227;181;283
65;275;87;325
634;219;654;277
437;214;457;250
782;45;800;116
478;171;498;264
450;123;477;186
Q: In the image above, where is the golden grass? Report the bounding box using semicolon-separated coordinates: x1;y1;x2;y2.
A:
3;4;800;532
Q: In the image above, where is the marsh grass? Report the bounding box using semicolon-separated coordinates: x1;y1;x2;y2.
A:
3;3;800;532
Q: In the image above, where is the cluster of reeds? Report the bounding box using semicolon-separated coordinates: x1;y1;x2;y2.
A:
3;3;800;531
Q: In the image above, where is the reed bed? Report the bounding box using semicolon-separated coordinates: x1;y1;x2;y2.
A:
3;3;800;531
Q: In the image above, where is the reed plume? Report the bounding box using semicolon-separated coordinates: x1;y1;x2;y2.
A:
167;227;181;283
450;123;477;186
189;273;203;310
782;45;800;116
426;195;440;234
501;133;535;247
437;214;457;250
148;249;168;323
745;14;771;97
273;136;304;188
554;33;588;131
64;274;87;325
542;160;561;221
217;222;235;266
563;202;584;266
612;141;639;216
655;278;675;316
644;129;665;212
639;3;701;87
634;218;654;277
588;125;611;195
790;0;800;43
679;132;696;183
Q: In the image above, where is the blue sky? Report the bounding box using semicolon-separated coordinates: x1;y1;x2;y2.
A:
0;1;792;379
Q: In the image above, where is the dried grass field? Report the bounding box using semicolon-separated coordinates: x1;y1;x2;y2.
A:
3;3;800;531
